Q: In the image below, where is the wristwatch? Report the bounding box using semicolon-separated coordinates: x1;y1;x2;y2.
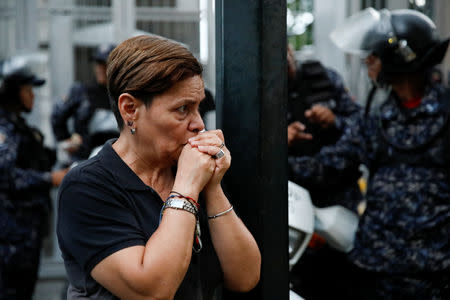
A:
163;198;198;216
162;197;202;252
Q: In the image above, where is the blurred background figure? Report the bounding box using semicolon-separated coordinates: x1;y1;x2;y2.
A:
290;8;450;299
0;57;67;299
51;44;118;165
287;44;362;211
286;44;363;299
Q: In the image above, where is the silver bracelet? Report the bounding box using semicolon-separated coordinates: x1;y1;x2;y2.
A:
208;205;233;219
163;198;198;216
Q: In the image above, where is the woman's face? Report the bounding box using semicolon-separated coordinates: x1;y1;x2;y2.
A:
19;84;34;112
94;62;107;86
365;54;382;82
135;75;205;164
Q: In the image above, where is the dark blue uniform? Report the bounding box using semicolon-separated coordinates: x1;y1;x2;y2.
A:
288;63;362;211
289;84;450;298
0;107;55;299
288;62;363;300
51;81;116;162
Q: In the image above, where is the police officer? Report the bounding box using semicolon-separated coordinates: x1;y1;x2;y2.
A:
286;45;363;299
0;58;68;299
290;8;450;298
51;44;118;163
287;45;362;211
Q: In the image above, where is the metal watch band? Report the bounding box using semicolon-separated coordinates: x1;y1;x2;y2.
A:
163;198;198;216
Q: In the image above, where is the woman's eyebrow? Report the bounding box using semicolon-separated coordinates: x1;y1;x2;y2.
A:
173;98;203;106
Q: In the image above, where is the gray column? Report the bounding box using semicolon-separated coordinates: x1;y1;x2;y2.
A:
207;0;216;93
216;1;288;299
112;0;136;44
49;13;74;101
15;0;38;53
313;0;347;81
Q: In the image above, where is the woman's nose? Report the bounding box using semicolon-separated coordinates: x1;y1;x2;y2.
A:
189;110;205;133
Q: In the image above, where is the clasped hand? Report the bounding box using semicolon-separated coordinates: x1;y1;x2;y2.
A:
175;130;230;197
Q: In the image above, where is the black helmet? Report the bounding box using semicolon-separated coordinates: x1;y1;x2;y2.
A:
364;9;448;74
0;55;45;106
331;8;449;77
92;44;116;64
2;67;45;87
1;55;45;87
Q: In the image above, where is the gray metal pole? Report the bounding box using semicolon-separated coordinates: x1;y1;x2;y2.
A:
215;1;289;299
112;0;136;44
49;0;74;102
15;0;38;53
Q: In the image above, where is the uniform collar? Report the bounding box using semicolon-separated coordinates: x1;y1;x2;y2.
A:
380;85;443;121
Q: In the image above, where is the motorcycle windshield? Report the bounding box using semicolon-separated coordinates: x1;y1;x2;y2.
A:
329;8;394;57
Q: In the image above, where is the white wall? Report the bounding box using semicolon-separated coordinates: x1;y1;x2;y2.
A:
313;0;347;76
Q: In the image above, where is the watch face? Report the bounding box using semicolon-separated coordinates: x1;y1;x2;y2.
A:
170;198;185;209
164;198;197;216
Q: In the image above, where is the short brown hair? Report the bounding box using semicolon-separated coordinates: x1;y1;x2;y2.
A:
107;35;203;130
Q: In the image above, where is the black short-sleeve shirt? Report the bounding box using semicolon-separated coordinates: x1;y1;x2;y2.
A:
57;140;223;299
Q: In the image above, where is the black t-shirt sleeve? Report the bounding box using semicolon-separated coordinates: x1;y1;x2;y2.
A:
57;179;146;274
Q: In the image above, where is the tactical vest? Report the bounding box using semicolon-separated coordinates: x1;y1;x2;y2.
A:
13;117;55;211
288;60;341;156
372;88;450;171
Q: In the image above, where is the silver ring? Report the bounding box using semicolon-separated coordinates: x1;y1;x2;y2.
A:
212;149;225;159
219;142;225;149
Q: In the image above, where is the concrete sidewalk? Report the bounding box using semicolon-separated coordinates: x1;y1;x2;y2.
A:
33;279;67;300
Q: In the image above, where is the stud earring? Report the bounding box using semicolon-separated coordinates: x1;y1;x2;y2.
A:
127;120;136;135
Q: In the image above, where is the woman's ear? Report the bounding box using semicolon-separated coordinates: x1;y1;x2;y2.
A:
118;93;140;122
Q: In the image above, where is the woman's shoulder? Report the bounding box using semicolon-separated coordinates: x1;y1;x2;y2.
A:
60;154;112;191
57;154;126;215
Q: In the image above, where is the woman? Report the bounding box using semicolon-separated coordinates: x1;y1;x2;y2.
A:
57;35;261;299
0;60;67;299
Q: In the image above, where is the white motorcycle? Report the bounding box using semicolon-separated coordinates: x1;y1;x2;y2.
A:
288;181;359;300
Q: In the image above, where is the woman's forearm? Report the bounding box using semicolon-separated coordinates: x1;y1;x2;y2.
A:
92;209;196;299
204;186;261;292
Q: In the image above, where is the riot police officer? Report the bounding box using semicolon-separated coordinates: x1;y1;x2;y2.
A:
286;45;363;299
287;45;362;211
51;44;119;164
290;8;450;299
0;57;68;299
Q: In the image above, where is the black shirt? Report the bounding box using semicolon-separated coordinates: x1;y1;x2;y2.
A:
57;140;223;299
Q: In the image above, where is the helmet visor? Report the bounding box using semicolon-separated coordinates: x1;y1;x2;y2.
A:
330;8;394;58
